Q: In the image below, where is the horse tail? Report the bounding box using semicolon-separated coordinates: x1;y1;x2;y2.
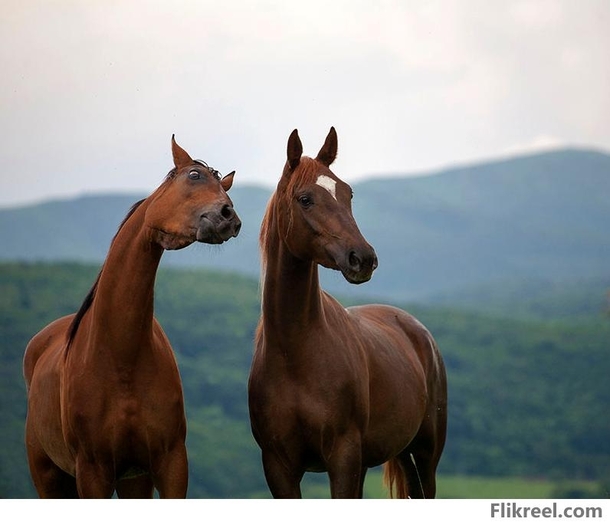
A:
383;458;409;499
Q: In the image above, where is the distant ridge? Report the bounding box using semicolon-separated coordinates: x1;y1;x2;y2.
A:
1;148;609;304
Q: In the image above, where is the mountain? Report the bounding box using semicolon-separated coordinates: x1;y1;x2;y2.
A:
352;148;610;301
1;148;609;304
0;186;271;274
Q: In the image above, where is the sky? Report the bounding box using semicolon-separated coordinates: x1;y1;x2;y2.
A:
1;0;609;208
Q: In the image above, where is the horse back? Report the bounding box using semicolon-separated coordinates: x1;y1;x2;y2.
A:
347;303;443;382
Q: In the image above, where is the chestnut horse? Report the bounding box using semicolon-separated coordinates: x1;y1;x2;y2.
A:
23;136;241;498
248;127;447;498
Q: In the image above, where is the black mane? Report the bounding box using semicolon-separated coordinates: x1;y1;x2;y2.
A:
65;198;146;350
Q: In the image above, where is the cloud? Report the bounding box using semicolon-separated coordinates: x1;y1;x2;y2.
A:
0;0;608;207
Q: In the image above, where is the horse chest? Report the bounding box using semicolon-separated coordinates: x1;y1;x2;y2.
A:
253;364;366;441
65;373;182;447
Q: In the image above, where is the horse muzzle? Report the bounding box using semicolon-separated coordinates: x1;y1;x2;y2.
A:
196;204;242;244
338;245;378;284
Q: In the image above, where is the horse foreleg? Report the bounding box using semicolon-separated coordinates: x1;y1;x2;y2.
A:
262;450;304;498
153;444;188;498
25;427;78;498
75;456;115;498
326;442;365;499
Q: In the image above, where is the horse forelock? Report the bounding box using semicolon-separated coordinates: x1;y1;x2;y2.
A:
65;198;147;351
287;156;325;188
164;168;177;182
164;159;220;183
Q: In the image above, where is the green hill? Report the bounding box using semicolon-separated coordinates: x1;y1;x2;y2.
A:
1;262;608;498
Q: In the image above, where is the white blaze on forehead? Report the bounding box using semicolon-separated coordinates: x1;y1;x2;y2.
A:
315;175;337;200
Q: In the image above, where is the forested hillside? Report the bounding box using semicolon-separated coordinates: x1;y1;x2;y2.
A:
1;262;608;498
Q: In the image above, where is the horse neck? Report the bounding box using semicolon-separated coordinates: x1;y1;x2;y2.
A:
87;197;163;366
260;209;325;343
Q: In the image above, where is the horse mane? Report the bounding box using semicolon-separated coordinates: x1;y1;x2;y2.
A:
65;198;147;350
259;157;321;272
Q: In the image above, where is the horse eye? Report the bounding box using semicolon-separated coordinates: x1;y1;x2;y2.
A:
188;170;201;180
298;194;313;208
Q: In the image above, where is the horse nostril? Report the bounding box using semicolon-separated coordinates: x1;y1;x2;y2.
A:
221;204;234;220
348;251;361;270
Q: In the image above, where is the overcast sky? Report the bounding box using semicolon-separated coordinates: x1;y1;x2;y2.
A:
1;0;608;208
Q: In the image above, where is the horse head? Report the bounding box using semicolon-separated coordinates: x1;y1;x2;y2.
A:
274;127;377;284
146;135;242;250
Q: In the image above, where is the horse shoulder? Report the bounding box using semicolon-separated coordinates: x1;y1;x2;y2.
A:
24;315;77;475
23;314;74;388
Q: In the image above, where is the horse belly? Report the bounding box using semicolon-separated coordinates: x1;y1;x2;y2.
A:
362;353;428;468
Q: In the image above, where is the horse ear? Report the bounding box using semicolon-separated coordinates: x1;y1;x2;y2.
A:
316;126;338;167
221;171;235;192
286;129;303;171
171;134;193;169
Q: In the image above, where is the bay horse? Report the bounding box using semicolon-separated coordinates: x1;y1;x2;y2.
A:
23;136;241;498
248;127;447;498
